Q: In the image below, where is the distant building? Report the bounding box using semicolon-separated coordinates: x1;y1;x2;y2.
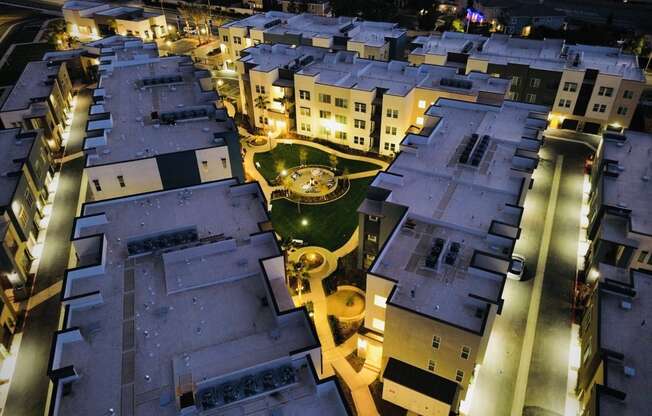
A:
0;61;73;154
410;32;646;135
279;0;331;16
63;0;167;41
61;37;243;201
357;98;548;414
218;12;407;69
47;178;352;416
505;4;566;36
237;43;509;155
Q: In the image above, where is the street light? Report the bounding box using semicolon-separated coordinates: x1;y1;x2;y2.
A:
301;218;308;226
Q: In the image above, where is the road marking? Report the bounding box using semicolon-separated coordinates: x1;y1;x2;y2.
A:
510;155;564;416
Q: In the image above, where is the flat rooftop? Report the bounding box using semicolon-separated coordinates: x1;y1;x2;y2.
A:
369;99;548;332
0;129;32;207
598;269;652;415
62;0;101;10
223;12;404;45
87;54;235;166
411;32;645;82
55;180;338;415
2;61;60;112
600;130;652;236
281;48;509;97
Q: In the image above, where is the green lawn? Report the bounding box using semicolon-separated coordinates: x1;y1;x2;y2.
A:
254;143;382;183
270;177;373;251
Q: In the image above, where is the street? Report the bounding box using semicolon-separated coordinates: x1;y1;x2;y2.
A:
3;90;90;416
468;138;591;416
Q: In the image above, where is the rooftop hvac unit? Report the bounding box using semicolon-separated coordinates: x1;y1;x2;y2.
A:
620;300;632;310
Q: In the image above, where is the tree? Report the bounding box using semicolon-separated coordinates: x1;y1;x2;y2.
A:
328;153;338;169
299;147;308;166
254;94;270;131
178;3;211;43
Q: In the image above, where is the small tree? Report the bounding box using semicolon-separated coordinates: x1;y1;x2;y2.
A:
254;95;270;130
328;153;338;169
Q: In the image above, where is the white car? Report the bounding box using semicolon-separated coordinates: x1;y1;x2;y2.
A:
508;254;526;280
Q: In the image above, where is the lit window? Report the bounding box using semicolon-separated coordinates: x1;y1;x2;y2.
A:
374;295;387;309
416;116;424;126
372;318;385;331
432;335;440;349
461;345;470;360
418;100;426;109
367;233;377;242
455;369;464;383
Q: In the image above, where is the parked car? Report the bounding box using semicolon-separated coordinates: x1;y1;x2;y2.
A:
508;254;526;280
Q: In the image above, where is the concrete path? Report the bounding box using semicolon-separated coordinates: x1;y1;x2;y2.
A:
2;90;90;416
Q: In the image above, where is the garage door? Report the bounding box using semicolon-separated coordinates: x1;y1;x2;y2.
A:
582;122;601;135
561;119;579;131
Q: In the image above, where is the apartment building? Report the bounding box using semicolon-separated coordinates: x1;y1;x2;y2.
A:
0;61;73;154
238;43;510;156
410;32;646;134
585;130;652;277
77;37;243;201
356;98;548;414
576;268;651;416
0;129;55;289
63;0;167;41
279;0;331;16
47;179;351;416
218;12;407;69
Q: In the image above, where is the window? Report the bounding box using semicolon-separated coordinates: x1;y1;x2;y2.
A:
563;82;577;92
318;93;331;104
335;131;347;140
300;107;311;117
319;110;331;119
418;100;426;109
222;35;229;42
638;251;649;263
354;102;367;113
526;93;537;103
592;104;607;113
221;158;227;168
598;87;613;97
24;189;34;208
299;90;311;100
255;85;266;94
335;98;348;108
354;119;366;129
623;90;634;99
372;318;385;331
511;76;521;87
117;175;125;188
428;360;436;372
416;116;424;126
92;179;102;192
300;122;311;132
558;98;571;108
529;78;541;88
335;115;347;125
368;215;378;222
617;106;628;116
374;294;387;308
461;346;470;360
385;126;397;136
233;36;242;45
354;136;365;145
432;335;440;349
319;126;331;137
367;233;377;242
386;109;398;118
455;370;464;383
384;142;396;152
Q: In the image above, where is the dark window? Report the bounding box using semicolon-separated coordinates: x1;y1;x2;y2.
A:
93;179;102;192
117;175;125;188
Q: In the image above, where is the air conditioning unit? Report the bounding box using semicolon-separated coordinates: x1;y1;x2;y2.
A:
620;300;632;310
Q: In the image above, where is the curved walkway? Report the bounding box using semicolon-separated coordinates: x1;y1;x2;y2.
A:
242;132;382;415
